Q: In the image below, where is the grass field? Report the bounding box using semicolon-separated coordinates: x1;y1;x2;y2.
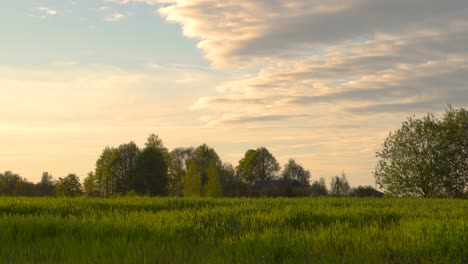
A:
0;197;466;263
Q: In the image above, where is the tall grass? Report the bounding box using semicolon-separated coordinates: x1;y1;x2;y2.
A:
0;197;466;263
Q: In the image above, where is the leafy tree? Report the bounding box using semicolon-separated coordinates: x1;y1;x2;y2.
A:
0;171;22;196
56;174;83;197
83;172;100;197
310;178;328;196
184;161;202;197
206;160;222;197
95;147;118;197
439;107;468;198
375;108;467;198
219;162;248;197
168;147;195;196
37;172;55;196
236;149;257;188
114;142;140;194
146;134;169;160
237;147;280;193
134;146;169;196
330;172;350;196
281;159;311;185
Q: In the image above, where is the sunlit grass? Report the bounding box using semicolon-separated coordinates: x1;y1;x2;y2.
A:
0;197;466;263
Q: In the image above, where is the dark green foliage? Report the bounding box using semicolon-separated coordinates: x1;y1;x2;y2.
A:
134;147;169;196
36;172;55;196
237;147;280;192
168;147;195;196
281;159;311;185
56;174;82;197
310;178;328;196
375;107;467;198
351;186;384;197
0;171;37;196
330;172;351;196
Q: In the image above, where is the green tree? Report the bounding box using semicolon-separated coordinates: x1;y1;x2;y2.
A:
310;178;328;196
184;161;202;197
95;147;118;197
375;111;454;197
0;171;22;196
168;147;195;196
114;142;140;194
134;145;169;196
281;159;311;185
83;172;99;197
330;172;350;196
439;107;468;198
37;172;55;196
237;147;280;193
206;160;222;197
56;174;83;197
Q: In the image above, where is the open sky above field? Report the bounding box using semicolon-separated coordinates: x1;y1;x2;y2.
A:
1;0;467;186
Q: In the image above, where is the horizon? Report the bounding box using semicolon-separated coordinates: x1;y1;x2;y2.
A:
1;0;467;186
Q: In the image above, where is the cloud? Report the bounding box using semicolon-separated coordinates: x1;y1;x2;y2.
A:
35;7;58;18
104;12;126;22
157;0;468;67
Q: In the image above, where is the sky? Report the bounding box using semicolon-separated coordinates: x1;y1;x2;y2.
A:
1;0;467;186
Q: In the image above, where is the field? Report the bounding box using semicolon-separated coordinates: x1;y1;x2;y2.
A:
0;197;466;263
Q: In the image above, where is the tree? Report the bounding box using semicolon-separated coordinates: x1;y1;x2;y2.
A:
114;142;140;194
310;178;328;196
37;172;55;196
134;146;169;196
95;147;118;197
83;172;99;197
168;147;195;196
330;172;350;196
281;159;311;185
184;161;202;197
439;107;468;198
146;134;169;160
206;160;222;197
0;171;22;196
219;162;248;197
237;147;280;192
56;174;83;197
375;108;467;198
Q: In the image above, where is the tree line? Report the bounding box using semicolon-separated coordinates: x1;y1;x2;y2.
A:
0;134;380;198
1;107;465;198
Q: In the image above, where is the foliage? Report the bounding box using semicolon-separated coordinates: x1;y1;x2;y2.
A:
205;160;223;197
56;174;82;197
330;172;351;196
36;172;55;196
310;178;328;196
237;147;280;190
350;186;384;198
375;107;467;198
281;159;311;185
184;161;202;197
168;147;195;196
83;172;100;197
0;197;466;263
134;147;169;196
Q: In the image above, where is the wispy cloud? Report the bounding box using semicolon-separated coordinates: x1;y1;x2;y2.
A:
104;12;126;22
38;7;58;16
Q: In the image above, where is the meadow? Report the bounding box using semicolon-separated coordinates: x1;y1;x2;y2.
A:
0;197;466;263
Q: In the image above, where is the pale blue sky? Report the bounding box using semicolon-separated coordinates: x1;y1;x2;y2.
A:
0;0;204;68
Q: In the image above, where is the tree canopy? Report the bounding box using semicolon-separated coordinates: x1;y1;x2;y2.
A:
375;107;467;198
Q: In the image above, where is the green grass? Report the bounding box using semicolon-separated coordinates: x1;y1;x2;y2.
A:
0;197;466;263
